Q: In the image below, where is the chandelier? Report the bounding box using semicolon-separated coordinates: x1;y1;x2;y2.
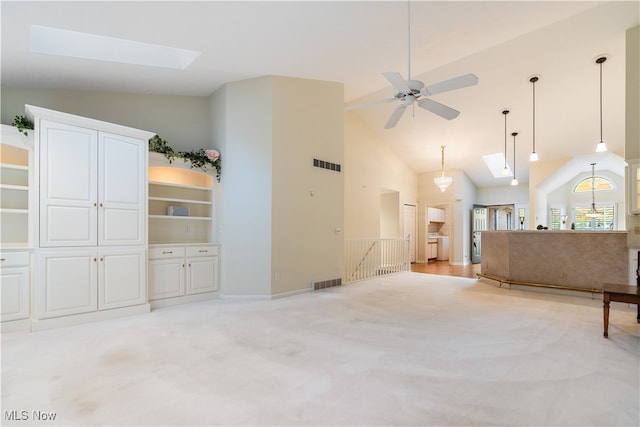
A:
434;145;453;192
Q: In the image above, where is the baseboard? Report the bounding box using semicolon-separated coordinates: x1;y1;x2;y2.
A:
150;292;218;309
31;304;151;332
219;294;272;301
272;288;310;299
1;319;32;333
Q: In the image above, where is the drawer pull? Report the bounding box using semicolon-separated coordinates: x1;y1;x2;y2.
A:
162;251;173;254
0;258;5;262
198;250;208;253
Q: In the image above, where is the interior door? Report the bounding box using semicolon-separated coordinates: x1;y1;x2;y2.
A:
403;204;417;263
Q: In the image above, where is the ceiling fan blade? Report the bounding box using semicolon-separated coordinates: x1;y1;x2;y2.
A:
383;71;411;93
384;104;408;129
417;98;460;120
344;97;396;111
422;73;479;96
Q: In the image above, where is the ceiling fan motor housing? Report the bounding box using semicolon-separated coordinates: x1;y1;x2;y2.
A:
394;79;424;99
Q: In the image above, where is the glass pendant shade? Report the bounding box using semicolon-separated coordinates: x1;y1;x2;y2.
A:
529;151;539;162
433;145;452;192
596;141;607;152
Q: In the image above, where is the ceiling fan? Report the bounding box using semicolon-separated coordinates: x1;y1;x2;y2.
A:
346;1;479;129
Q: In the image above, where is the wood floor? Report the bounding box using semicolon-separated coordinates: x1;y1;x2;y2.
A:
411;260;481;278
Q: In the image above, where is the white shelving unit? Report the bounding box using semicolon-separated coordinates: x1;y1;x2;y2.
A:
147;152;219;307
0;125;32;247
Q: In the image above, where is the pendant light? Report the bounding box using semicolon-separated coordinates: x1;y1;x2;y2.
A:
595;56;608;153
433;145;453;192
502;110;511;175
585;162;601;217
529;76;539;161
511;132;518;186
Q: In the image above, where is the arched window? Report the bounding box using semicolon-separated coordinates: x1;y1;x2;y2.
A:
573;176;614;193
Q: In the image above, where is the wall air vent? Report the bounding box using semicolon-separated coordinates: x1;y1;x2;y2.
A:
311;278;342;291
313;158;341;172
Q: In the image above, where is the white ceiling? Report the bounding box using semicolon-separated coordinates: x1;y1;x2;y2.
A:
2;1;638;187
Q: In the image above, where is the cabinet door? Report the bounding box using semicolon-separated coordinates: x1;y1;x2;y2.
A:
98;248;146;310
0;266;30;322
99;132;146;246
186;256;218;294
149;258;185;300
37;250;98;319
39;121;98;247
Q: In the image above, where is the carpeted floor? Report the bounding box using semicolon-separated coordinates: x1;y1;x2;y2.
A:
2;272;639;426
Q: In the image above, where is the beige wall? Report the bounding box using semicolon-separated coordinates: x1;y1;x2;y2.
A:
344;112;418;239
1;88;210;151
626;26;640;249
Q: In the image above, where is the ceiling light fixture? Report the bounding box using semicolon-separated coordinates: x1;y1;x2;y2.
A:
595;56;608;153
511;132;518;186
585;163;601;217
502;110;511;176
434;145;453;192
529;76;539;162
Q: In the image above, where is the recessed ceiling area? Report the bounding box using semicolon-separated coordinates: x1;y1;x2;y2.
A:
2;1;638;188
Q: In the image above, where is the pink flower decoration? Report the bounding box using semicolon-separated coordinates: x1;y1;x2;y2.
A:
205;149;220;161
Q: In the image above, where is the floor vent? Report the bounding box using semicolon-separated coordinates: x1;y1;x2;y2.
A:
312;278;342;291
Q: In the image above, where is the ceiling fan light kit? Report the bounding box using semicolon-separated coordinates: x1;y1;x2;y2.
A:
346;0;478;129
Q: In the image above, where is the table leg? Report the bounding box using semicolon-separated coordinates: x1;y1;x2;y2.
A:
603;292;610;338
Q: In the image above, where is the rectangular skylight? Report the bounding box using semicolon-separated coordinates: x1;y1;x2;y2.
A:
482;152;513;179
30;25;200;70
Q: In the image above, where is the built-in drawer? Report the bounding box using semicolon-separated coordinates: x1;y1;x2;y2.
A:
0;252;30;267
148;247;185;259
186;245;218;257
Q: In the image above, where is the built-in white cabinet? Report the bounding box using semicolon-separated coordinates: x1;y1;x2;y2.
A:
149;244;219;303
27;105;154;328
0;125;32;248
39;120;146;247
0;251;30;322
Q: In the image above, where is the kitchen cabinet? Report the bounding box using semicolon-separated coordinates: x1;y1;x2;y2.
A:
149;244;219;304
428;240;438;260
0;251;30;322
428;207;445;223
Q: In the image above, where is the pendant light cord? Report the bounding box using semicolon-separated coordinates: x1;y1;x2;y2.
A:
532;79;536;152
407;0;411;80
599;60;603;143
440;145;445;176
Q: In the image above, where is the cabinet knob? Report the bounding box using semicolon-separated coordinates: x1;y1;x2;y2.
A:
100;203;103;207
93;202;97;207
93;257;97;262
188;263;192;267
100;257;104;262
0;258;6;262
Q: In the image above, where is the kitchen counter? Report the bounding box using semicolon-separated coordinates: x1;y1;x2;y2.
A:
480;230;629;291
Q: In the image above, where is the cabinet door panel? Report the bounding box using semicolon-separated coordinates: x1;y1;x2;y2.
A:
99;249;146;309
38;251;97;319
40;121;98;247
187;256;218;294
99;132;146;246
149;258;185;300
0;266;30;322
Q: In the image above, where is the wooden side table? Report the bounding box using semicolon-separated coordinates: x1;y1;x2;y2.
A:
602;283;640;337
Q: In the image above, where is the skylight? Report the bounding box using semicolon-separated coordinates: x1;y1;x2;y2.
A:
30;25;201;70
482;152;512;179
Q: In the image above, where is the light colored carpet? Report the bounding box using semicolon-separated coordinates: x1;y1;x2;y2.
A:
2;272;639;426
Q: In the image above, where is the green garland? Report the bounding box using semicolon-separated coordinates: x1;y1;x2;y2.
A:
149;135;221;182
12;115;34;136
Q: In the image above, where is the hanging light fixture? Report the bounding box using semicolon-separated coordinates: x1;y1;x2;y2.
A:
595;56;608;153
433;145;453;192
585;162;601;217
502;110;511;175
529;76;539;161
511;132;518;186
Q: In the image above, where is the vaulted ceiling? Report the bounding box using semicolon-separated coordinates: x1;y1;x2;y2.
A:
2;1;638;187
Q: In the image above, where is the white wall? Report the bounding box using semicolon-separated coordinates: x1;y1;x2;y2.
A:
344;112;418;239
